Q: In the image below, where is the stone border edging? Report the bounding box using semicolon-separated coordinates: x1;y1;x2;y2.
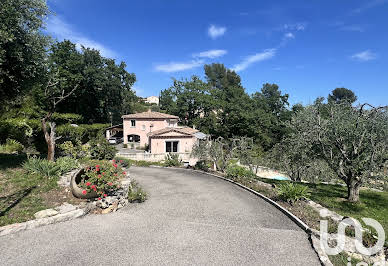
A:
148;165;331;266
0;209;85;237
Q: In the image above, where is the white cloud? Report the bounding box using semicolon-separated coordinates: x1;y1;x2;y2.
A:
340;25;365;32
208;25;227;39
193;49;227;59
351;50;377;61
350;0;387;14
154;60;204;73
232;49;276;72
46;16;117;58
284;23;306;31
284;32;295;39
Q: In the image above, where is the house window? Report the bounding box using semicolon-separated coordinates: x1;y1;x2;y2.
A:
166;141;178;153
131;120;136;127
127;134;140;143
142;125;146;131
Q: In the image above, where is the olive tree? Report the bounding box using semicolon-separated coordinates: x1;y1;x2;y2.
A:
289;101;387;202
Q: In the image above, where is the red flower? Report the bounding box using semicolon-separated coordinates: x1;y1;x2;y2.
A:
93;188;97;191
113;163;117;168
102;172;105;175
95;165;100;168
82;190;87;195
112;159;116;163
86;182;91;186
123;171;126;175
103;194;107;197
91;185;96;189
119;160;123;163
108;182;113;186
114;173;117;176
98;174;102;178
98;197;101;200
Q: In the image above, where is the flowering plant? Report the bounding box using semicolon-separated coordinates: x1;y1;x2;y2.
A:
80;160;127;200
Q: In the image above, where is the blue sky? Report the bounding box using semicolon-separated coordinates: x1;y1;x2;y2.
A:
46;0;388;106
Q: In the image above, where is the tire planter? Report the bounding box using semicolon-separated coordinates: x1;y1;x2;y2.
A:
70;168;98;199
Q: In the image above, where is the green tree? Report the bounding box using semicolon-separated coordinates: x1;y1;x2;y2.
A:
48;41;136;124
328;87;357;104
251;83;291;149
0;0;50;107
287;102;387;202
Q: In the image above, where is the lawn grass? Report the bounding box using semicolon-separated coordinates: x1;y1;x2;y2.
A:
114;156;163;167
256;177;388;241
0;153;82;226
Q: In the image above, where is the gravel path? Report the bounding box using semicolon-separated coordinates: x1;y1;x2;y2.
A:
0;166;320;266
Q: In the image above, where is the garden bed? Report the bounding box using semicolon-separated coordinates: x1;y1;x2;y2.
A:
0;154;84;226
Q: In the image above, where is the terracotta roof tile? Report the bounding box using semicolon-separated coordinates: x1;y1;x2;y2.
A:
122;111;178;119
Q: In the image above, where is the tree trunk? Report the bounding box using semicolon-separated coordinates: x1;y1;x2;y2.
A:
42;117;56;161
346;179;361;202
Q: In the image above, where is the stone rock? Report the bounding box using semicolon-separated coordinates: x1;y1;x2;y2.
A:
57;169;79;187
55;203;77;214
101;202;119;214
346;252;363;262
34;209;58;219
311;235;334;266
1;209;85;237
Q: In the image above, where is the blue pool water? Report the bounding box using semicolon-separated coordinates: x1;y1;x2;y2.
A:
272;175;290;181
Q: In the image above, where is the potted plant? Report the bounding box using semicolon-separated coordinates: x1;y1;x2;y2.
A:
71;160;126;199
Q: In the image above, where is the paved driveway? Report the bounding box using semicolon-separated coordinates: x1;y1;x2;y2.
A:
0;167;320;266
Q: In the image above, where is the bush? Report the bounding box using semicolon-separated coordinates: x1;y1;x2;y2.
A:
226;164;256;180
89;136;117;160
56;124;86;143
23;156;61;179
58;140;90;159
114;157;132;168
128;180;147;203
0;118;45;153
163;153;182;167
194;160;210;171
123;144;128;148
79;160;125;198
277;182;311;204
56;123;108;144
0;139;24;154
56;156;80;174
80;124;109;142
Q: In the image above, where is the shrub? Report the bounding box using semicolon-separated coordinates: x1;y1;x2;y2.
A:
194;160;210;171
56;124;86;143
277;182;311;204
114;157;132;168
123;144;128;148
163;153;182;167
58;140;90;159
79;160;125;198
128;180;147;203
0;139;24;154
89;136;117;160
23;156;61;179
226;164;256;180
56;156;80;174
80;124;109;142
